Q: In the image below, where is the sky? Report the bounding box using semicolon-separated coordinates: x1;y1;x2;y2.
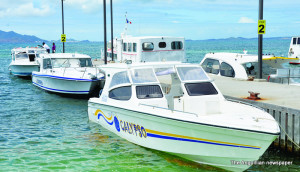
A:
1;0;300;41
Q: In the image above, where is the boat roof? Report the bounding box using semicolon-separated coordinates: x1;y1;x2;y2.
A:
98;62;205;76
204;52;275;65
120;35;184;41
40;53;91;59
11;47;46;53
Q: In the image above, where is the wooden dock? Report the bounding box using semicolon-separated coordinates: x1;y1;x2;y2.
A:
210;74;300;154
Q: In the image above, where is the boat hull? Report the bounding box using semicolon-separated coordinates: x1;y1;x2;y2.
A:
9;64;39;76
32;73;100;95
88;102;278;172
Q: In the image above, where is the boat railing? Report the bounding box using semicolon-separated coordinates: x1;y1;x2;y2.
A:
138;103;198;117
269;68;300;84
226;98;266;112
81;67;87;78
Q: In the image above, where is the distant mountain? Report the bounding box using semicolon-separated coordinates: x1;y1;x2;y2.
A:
191;37;291;41
0;30;46;43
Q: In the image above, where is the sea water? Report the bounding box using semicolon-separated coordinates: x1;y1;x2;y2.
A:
0;39;299;171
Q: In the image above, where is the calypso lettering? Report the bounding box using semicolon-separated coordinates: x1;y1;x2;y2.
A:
120;120;147;138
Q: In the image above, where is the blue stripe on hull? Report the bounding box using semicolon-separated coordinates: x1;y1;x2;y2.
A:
32;82;90;94
32;73;99;82
146;133;260;149
11;72;32;76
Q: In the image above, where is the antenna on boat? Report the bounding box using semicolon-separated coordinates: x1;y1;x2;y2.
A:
124;12;128;36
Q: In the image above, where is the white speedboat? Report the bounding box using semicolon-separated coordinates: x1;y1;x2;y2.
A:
88;62;279;171
288;36;300;65
9;47;47;76
32;53;104;96
200;52;298;80
102;33;185;63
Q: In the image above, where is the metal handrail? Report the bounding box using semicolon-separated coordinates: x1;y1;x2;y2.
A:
225;98;266;112
138;103;198;117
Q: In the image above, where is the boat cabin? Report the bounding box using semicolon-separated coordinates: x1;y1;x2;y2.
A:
11;47;47;63
40;53;93;71
98;63;223;115
107;34;185;63
288;36;300;58
200;52;286;80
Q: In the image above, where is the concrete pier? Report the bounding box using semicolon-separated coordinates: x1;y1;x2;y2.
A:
210;74;300;154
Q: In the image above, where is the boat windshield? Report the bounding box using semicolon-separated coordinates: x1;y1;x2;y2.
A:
16;53;28;59
51;58;92;68
130;68;157;84
28;50;35;54
109;71;131;88
35;50;47;57
177;66;209;82
79;58;93;67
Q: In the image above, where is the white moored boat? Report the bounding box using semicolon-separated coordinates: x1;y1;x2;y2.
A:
9;47;47;76
288;36;300;65
100;33;185;63
200;52;298;80
32;53;104;95
88;62;280;171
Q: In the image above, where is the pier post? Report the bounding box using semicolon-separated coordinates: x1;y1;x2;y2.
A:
258;0;263;79
103;0;107;64
110;0;114;62
61;0;65;53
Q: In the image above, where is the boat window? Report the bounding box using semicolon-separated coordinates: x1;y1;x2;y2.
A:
131;68;157;83
159;42;166;48
201;58;220;74
171;41;183;50
79;58;93;67
185;82;218;96
16;53;28;59
220;62;235;77
28;54;35;62
293;38;297;45
298;38;300;44
28;50;35;53
123;43;127;52
36;50;47;55
109;71;131;88
51;58;72;68
43;59;52;69
109;86;132;100
136;85;163;99
128;43;132;52
133;43;137;52
177;67;209;81
142;42;154;51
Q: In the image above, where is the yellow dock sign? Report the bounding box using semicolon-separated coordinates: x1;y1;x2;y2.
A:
61;34;66;42
258;20;266;34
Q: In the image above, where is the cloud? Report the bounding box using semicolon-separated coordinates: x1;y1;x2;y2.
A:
65;0;103;13
238;17;255;23
0;2;51;18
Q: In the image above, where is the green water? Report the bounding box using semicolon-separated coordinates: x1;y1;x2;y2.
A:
0;39;299;171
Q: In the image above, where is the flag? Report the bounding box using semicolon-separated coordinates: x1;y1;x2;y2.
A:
126;18;132;24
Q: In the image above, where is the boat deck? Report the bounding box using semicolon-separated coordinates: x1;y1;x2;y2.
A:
209;74;300;110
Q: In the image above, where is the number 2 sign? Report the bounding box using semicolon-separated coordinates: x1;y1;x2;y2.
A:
61;34;66;42
258;20;266;34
